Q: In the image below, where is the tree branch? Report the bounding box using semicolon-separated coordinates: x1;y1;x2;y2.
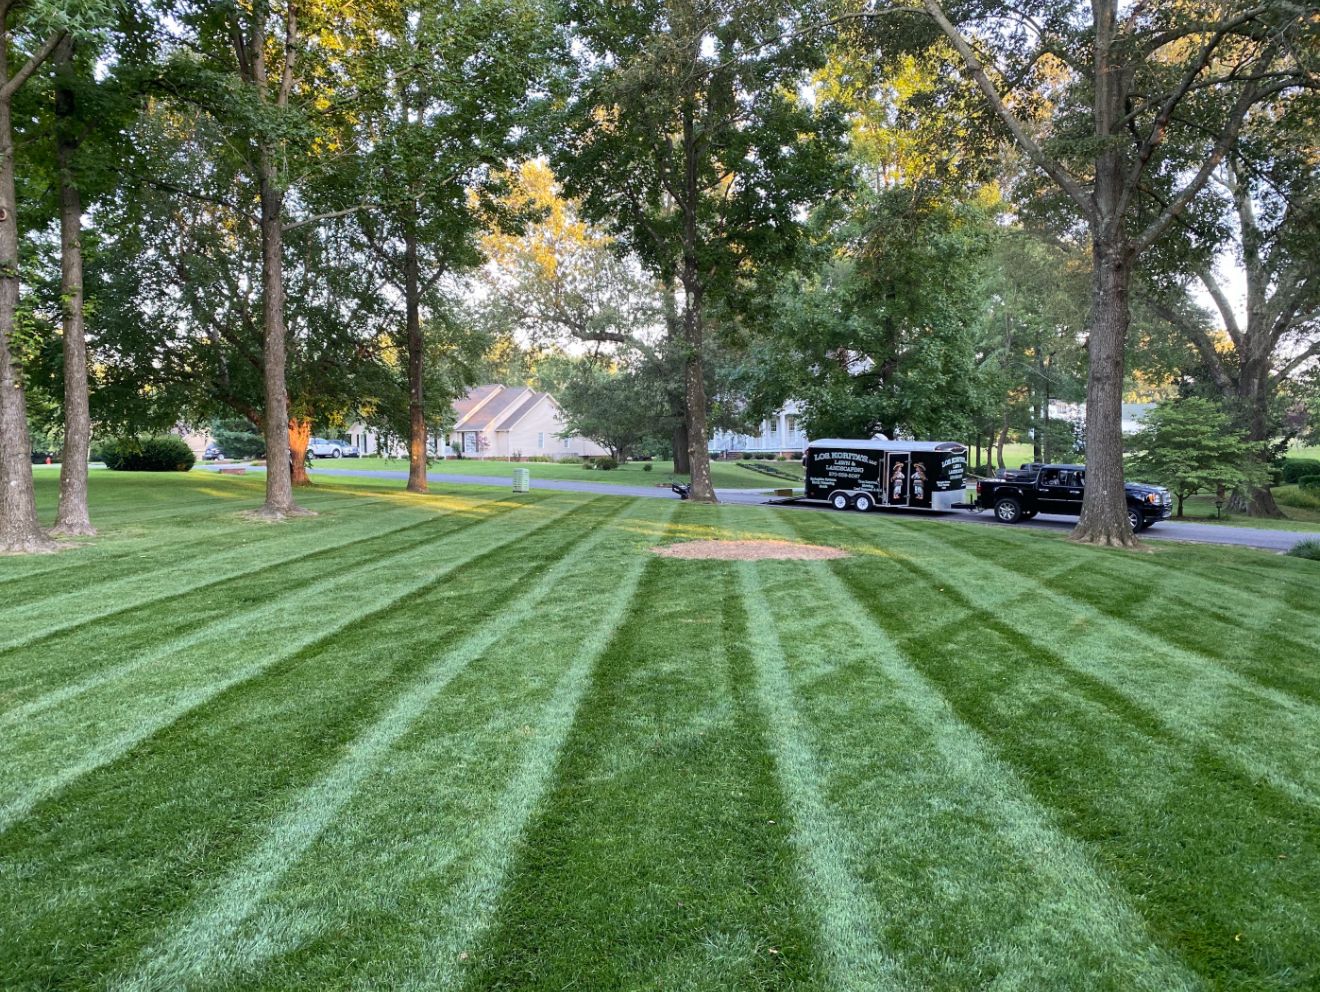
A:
0;29;66;102
920;1;1093;218
282;203;376;232
1132;76;1289;253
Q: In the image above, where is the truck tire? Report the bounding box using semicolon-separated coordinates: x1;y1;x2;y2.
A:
994;497;1023;523
830;492;851;511
853;493;873;513
1127;507;1144;532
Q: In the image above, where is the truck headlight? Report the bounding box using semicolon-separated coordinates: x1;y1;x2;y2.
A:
1145;493;1159;504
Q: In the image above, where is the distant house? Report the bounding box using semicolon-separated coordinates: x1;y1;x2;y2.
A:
710;400;809;457
1048;401;1155;435
350;385;608;460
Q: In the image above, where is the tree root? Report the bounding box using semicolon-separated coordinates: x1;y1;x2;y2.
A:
241;504;318;523
50;521;97;538
0;534;63;555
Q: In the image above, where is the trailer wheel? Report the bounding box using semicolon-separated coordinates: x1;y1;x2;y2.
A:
853;493;873;513
994;497;1023;523
830;492;851;511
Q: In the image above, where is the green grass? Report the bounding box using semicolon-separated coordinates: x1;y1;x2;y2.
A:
3;471;1320;991
308;456;802;489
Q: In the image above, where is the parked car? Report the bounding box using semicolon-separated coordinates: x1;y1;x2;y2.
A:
203;443;225;460
308;437;360;459
972;463;1172;531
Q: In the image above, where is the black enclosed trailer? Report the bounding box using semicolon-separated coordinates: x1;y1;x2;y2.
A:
796;438;968;512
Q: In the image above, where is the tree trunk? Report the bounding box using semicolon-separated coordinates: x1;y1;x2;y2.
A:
0;88;56;554
403;225;427;494
53;42;94;537
672;420;690;474
254;152;305;519
680;274;715;503
1072;240;1139;547
289;417;311;486
1242;373;1284;518
995;414;1009;471
1176;494;1183;518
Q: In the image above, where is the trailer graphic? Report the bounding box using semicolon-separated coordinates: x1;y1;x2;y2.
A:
799;439;967;512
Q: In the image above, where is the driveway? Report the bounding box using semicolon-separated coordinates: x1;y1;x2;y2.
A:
203;464;1307;553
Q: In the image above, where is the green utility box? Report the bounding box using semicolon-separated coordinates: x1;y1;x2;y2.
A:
512;468;531;493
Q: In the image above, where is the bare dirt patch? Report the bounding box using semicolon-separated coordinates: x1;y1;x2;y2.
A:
651;539;849;561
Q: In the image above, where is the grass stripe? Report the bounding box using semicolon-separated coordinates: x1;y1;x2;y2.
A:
843;514;1320;806
0;494;587;834
730;557;903;992
731;504;1203;991
776;510;1320;987
0;493;485;653
112;498;675;992
464;534;823;990
0;495;618;989
0;490;411;606
0;504;501;724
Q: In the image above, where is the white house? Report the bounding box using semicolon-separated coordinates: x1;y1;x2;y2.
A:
710;399;809;457
1048;400;1155;435
350;384;607;460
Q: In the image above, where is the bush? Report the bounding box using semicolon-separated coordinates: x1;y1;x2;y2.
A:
1299;475;1320;493
741;452;752;460
1275;485;1320;511
525;455;554;463
101;435;196;472
1282;458;1320;484
1286;538;1320;562
642;463;653;472
595;456;619;471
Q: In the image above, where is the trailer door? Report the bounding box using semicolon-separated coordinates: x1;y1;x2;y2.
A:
885;452;911;506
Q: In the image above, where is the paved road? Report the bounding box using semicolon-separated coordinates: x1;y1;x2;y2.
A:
204;464;1308;553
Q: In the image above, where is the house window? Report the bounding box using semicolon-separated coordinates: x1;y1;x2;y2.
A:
563;437;571;449
537;432;545;450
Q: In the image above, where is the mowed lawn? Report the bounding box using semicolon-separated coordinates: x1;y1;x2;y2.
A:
325;455;804;489
3;473;1320;991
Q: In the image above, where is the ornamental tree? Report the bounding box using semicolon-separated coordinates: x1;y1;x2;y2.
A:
1126;396;1263;517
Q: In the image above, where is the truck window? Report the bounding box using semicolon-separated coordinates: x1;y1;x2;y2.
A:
1040;469;1061;486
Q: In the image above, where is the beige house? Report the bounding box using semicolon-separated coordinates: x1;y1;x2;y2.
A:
450;384;607;459
348;385;607;460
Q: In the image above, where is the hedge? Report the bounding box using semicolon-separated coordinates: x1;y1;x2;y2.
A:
99;435;196;472
1282;458;1320;484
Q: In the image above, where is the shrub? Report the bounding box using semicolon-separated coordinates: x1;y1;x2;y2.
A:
1282;458;1320;484
642;462;653;472
1275;485;1320;511
1286;538;1320;562
1299;475;1320;493
101;435;196;472
595;456;619;471
741;452;752;460
525;455;554;463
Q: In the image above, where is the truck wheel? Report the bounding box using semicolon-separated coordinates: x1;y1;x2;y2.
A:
1127;507;1144;532
853;493;873;513
994;497;1023;523
830;492;851;511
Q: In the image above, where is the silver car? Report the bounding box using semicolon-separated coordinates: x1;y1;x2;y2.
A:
308;437;360;459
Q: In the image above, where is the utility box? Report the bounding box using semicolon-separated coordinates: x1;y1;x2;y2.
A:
512;468;531;493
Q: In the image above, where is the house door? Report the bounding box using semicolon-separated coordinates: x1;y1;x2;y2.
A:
885;453;911;506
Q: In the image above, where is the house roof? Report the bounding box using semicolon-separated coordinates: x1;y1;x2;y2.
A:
452;384;503;425
456;386;532;431
499;391;552;431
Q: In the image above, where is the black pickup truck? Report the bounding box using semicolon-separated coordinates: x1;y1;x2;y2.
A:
973;463;1172;531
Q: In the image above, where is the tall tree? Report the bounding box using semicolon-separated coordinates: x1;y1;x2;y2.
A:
558;0;842;502
919;0;1315;546
1150;132;1319;517
0;2;104;553
340;0;554;494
